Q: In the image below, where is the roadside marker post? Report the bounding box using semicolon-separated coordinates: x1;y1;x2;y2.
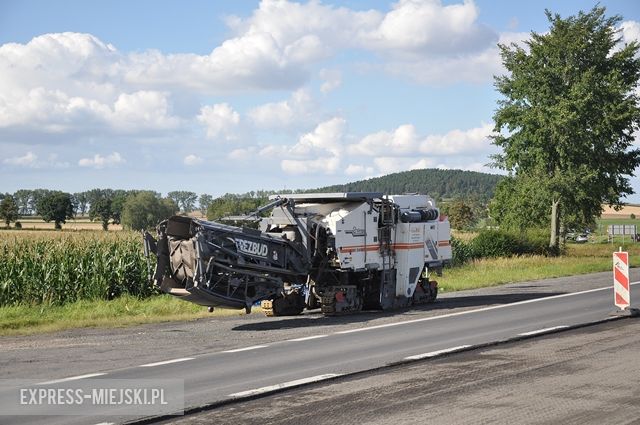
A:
611;248;639;317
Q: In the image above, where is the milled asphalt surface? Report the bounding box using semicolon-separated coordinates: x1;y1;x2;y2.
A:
1;270;637;381
164;318;640;425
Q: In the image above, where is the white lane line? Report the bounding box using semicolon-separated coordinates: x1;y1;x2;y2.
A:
228;374;341;398
287;335;329;342
139;357;195;368
94;423;115;425
404;345;472;360
518;326;569;336
37;373;106;385
337;282;640;335
223;345;268;353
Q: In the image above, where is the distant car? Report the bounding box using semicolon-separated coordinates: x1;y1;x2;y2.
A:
574;234;588;243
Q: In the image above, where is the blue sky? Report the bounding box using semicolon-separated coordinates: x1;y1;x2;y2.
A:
1;0;639;201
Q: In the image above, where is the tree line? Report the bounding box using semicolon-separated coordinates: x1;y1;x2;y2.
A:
313;169;503;202
0;189;190;230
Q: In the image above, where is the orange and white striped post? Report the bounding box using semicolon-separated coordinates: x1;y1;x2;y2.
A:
613;249;630;311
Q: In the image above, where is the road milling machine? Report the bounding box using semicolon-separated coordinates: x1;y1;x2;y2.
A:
144;192;451;316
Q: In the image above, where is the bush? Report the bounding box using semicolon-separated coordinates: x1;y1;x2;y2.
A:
469;229;555;259
14;221;21;230
470;230;523;258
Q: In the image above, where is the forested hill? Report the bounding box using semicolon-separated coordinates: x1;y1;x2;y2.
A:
310;169;504;201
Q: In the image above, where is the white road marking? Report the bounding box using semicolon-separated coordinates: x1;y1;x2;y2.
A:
287;335;329;342
518;326;569;336
223;345;268;353
404;345;472;360
94;423;115;425
337;282;640;335
228;374;341;397
139;357;195;367
37;373;106;385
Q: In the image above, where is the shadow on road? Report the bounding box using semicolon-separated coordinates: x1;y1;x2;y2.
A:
232;291;565;331
431;292;564;310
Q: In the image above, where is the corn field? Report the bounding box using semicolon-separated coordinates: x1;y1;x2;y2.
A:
0;231;155;306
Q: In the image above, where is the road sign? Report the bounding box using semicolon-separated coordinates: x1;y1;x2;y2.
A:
613;251;630;310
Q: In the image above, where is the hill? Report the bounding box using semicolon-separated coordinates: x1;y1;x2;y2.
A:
309;169;503;201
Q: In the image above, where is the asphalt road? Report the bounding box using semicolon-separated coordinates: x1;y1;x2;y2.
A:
173;318;640;425
1;270;639;425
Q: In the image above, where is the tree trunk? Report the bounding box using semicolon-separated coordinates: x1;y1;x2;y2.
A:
549;199;560;252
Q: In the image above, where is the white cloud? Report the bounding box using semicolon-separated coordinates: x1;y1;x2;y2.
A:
183;154;204;165
110;91;181;131
348;124;419;156
373;156;435;174
260;117;346;160
248;88;315;129
382;31;529;85
420;123;494;155
361;0;496;56
3;152;38;167
78;152;125;169
345;164;374;176
281;157;340;175
291;117;346;157
257;117;346;175
197;103;240;140
621;21;640;44
348;122;493;157
319;68;342;93
228;147;257;160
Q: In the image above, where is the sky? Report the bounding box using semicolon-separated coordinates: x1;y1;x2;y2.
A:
1;0;640;201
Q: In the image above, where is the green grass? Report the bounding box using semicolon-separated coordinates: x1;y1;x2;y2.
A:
597;218;639;226
438;242;640;293
0;294;251;336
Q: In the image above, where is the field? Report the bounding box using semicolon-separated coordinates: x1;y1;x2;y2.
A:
601;204;640;219
0;230;152;306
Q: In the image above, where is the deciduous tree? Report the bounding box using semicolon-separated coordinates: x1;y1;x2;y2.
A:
492;6;640;250
0;195;19;227
36;192;74;229
89;197;112;231
121;192;178;231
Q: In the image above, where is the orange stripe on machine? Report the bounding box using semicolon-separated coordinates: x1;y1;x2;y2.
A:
340;243;424;253
339;241;451;253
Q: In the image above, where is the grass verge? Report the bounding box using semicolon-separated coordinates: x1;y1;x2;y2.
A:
438;242;640;292
0;295;251;336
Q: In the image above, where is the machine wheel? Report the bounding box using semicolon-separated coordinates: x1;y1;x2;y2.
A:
261;292;305;316
413;279;438;304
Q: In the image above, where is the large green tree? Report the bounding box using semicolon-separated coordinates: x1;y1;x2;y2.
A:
72;192;89;216
198;193;213;214
36;192;74;229
13;189;33;215
89;197;112;231
121;192;178;230
0;195;19;227
442;199;475;230
492;6;640;249
110;190;128;225
168;191;198;213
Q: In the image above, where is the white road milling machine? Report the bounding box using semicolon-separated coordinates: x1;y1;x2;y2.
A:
144;192;452;316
